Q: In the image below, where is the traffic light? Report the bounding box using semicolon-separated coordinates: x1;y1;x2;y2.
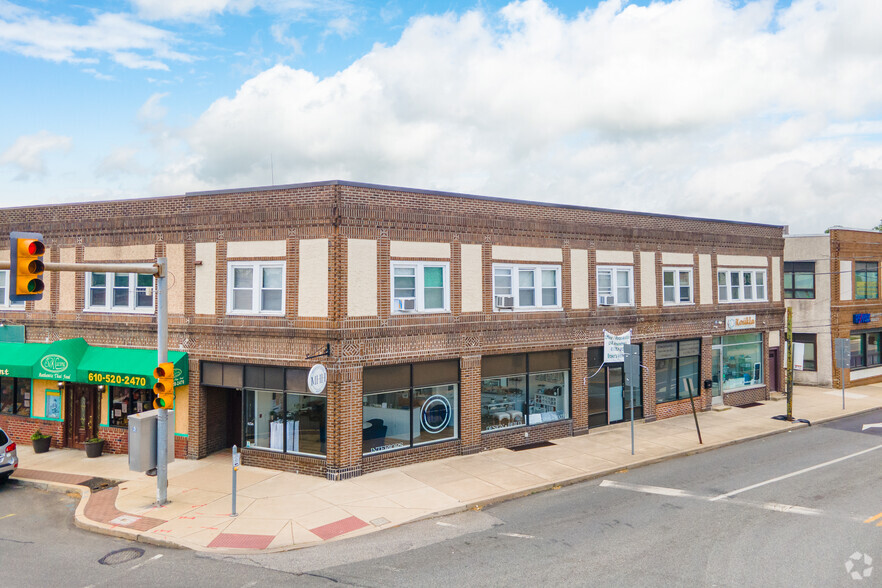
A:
152;362;175;409
9;231;45;302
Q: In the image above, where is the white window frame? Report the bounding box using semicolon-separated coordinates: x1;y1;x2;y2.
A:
84;272;154;314
663;267;694;305
226;261;286;316
492;264;562;311
0;270;25;310
596;265;634;307
717;268;767;303
390;261;450;314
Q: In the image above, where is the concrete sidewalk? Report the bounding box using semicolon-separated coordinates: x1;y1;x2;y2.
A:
10;384;882;553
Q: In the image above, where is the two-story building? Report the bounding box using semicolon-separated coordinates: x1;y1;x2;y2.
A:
785;228;882;389
0;181;786;478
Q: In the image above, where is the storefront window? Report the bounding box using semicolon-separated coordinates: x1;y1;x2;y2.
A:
481;351;570;432
362;360;459;455
0;378;28;416
714;333;763;392
109;386;156;427
848;332;882;369
655;340;701;403
284;393;326;456
0;377;30;416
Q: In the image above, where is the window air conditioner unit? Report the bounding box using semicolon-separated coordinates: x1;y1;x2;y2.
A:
495;295;515;309
599;295;616;306
394;298;416;312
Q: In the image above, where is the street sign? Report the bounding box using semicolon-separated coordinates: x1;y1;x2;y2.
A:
835;338;850;369
623;344;640;387
793;342;805;371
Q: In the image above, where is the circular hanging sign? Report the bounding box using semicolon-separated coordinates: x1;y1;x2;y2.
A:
420;394;452;434
307;364;327;395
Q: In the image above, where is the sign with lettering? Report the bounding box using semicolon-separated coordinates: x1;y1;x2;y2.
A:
853;313;871;324
604;330;632;363
307;364;327;395
793;342;805;371
726;315;756;331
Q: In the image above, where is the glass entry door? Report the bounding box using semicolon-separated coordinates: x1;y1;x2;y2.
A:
711;346;722;405
608;367;625;423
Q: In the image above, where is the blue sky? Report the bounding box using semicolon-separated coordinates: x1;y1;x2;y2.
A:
0;0;879;234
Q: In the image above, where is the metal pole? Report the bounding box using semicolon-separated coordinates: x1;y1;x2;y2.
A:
630;377;635;456
231;445;238;517
786;307;794;421
842;372;846;410
156;257;169;506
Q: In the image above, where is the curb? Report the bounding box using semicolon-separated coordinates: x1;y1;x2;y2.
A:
10;403;880;553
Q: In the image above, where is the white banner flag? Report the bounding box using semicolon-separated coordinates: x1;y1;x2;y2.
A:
604;329;632;363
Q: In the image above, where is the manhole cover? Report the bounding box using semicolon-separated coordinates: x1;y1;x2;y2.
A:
98;547;145;566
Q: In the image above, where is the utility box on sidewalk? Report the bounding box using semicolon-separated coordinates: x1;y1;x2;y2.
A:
128;409;175;472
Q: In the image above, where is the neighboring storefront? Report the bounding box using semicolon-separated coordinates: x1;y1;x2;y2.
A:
0;338;188;455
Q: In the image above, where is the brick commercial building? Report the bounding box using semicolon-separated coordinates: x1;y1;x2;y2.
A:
0;181;785;478
785;228;882;389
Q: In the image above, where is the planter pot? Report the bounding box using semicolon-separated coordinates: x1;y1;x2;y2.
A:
85;440;104;458
32;436;52;454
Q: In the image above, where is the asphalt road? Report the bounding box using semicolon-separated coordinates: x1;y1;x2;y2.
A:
3;408;882;587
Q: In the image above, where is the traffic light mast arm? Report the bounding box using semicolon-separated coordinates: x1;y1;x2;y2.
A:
0;260;159;275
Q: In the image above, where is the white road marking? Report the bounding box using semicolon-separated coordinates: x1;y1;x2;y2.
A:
599;479;704;499
710;443;882;501
435;522;456;527
601;480;826;518
130;554;163;570
499;532;535;539
862;423;882;431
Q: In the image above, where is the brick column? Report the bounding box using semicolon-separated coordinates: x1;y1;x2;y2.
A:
187;358;206;459
451;239;462;317
700;335;714;411
572;346;588;434
642;341;657;421
214;238;227;318
562;241;572;311
326;365;363;479
460;354;482;453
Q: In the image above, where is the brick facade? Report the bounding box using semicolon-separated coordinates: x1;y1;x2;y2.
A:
0;180;785;477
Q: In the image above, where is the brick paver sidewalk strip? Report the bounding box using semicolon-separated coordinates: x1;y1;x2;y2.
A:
83;487;165;532
207;533;275;549
309;516;369;541
14;468;93;486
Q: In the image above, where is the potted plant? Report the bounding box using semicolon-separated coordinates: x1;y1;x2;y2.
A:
31;430;52;453
84;436;105;458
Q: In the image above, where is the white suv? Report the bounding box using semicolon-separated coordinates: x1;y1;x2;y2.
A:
0;427;18;483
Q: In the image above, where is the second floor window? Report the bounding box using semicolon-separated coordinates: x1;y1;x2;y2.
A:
784;262;815;299
0;270;25;310
391;262;450;313
855;261;879;300
663;268;693;305
597;266;633;306
227;262;285;315
493;264;560;310
86;272;154;313
717;269;766;303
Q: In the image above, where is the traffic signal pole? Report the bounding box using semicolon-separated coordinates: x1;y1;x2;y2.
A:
156;257;169;506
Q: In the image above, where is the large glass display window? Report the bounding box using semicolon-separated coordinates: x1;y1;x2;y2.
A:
109;386;156;427
713;333;763;392
481;351;570;432
362;360;459;455
655;340;701;404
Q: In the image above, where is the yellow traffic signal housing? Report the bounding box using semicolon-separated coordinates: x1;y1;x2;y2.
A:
9;231;45;302
152;362;175;409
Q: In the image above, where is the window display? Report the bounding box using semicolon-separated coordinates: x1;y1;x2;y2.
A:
713;334;763;392
655;340;701;403
481;351;570;432
362;360;459;455
110;386;156;427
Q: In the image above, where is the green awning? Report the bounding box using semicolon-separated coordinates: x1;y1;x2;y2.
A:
0;341;50;378
76;347;188;389
33;338;89;381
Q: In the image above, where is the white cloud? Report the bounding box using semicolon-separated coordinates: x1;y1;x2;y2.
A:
138;92;171;123
0;5;193;69
96;146;144;178
156;0;882;233
1;131;72;179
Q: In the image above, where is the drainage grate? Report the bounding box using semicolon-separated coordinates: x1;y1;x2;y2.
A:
81;477;121;492
736;402;763;409
99;547;145;566
510;441;555;451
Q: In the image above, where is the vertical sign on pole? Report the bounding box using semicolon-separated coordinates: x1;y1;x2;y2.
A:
231;444;239;517
623;344;639;456
835;338;850;410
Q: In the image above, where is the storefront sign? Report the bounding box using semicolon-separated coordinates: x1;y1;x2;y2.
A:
853;313;871;324
725;315;756;331
604;330;632;363
87;372;149;388
793;342;805;371
307;364;327;395
420;394;452;433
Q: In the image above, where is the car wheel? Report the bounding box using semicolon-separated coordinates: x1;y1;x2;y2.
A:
0;473;10;485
